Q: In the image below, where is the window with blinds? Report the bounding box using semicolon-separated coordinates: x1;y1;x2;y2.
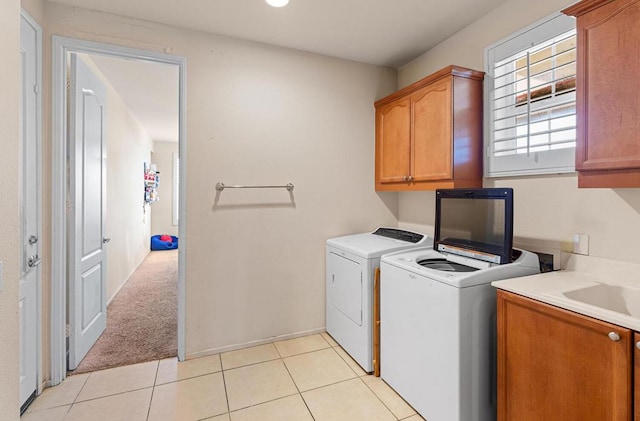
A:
485;13;577;177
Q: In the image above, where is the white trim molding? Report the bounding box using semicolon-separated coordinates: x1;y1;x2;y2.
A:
51;36;187;385
186;328;327;360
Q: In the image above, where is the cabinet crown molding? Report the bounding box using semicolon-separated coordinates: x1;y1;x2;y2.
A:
374;65;484;108
563;0;616;16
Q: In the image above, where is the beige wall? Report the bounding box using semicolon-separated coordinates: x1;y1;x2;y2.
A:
21;0;43;24
151;141;179;237
1;0;21;418
43;2;398;357
398;0;575;88
85;54;154;301
397;0;640;265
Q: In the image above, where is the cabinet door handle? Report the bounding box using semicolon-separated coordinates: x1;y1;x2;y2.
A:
608;332;621;342
403;175;409;182
408;175;414;182
636;341;640;350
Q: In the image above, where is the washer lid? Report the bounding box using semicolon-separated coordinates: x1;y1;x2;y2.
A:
327;229;431;259
381;247;540;288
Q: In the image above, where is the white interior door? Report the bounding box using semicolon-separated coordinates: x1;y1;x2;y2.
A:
68;53;108;370
19;12;40;408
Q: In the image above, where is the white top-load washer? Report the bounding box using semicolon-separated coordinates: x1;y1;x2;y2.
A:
326;228;431;372
380;188;541;421
381;247;539;421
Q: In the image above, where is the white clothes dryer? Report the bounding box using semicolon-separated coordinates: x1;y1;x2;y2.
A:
326;228;431;372
380;247;540;421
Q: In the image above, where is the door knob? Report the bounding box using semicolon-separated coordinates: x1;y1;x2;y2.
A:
102;237;111;244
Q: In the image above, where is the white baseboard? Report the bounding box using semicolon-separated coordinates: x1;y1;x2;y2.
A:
186;327;326;360
38;379;51;394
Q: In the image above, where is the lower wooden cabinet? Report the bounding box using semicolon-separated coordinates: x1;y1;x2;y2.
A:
497;290;633;421
636;332;640;421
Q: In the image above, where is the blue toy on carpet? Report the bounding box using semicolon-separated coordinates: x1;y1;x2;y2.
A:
150;234;178;250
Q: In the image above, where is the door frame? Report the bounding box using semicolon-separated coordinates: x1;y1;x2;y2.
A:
20;8;43;396
51;36;187;385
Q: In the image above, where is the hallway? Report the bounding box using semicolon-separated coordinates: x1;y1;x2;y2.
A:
70;250;178;374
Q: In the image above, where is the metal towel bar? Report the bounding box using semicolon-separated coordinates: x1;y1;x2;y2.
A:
216;182;294;192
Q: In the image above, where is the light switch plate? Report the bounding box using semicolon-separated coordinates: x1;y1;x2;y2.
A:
573;234;589;255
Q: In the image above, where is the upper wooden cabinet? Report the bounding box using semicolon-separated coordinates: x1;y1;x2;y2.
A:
563;0;640;188
374;65;484;191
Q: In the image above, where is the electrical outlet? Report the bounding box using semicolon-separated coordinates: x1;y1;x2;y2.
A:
573;234;589;255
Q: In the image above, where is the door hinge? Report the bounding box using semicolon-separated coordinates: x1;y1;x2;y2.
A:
65;324;71;337
27;255;41;268
33;84;39;95
486;145;491;159
66;201;72;215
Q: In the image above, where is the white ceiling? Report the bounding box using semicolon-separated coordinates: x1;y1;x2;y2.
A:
50;0;509;68
89;54;179;143
65;0;511;144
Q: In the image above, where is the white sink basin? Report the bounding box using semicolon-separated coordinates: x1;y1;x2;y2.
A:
562;283;640;317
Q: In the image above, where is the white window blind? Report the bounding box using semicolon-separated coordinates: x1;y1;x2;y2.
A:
485;13;577;177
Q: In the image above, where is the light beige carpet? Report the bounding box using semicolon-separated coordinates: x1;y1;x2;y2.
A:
70;249;178;374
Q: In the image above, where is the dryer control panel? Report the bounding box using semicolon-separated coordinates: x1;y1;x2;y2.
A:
372;228;424;243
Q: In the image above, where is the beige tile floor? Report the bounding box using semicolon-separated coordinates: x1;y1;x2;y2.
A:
22;333;425;421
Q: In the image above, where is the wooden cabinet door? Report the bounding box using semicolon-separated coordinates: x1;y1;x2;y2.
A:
635;332;640;421
375;98;411;185
374;65;483;191
497;290;632;421
573;0;640;172
412;77;452;182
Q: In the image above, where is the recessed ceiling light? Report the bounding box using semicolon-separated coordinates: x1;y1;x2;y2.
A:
266;0;289;7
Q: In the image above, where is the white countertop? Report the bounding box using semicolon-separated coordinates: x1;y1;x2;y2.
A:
492;253;640;331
